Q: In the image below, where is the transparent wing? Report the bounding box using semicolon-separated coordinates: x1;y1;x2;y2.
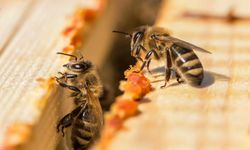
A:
83;90;103;136
155;35;212;54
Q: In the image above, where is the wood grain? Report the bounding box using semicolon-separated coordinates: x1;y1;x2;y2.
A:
0;0;34;54
0;0;107;149
106;0;250;150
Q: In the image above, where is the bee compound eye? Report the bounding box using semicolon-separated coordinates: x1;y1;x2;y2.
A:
72;64;82;69
71;62;91;72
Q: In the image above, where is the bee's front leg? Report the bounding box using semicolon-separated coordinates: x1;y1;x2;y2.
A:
57;72;78;84
146;59;152;75
60;72;78;79
134;49;156;73
133;45;144;65
55;78;81;93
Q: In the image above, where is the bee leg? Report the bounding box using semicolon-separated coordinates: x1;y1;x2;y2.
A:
134;46;144;63
151;37;161;50
135;45;142;56
64;73;78;79
56;78;81;93
140;61;147;72
151;34;168;41
134;50;154;73
136;56;143;62
55;77;67;87
66;85;81;93
139;45;147;52
56;73;77;89
175;71;184;83
57;113;74;136
58;72;78;81
57;103;87;136
161;49;172;88
70;92;80;97
146;59;153;75
160;69;171;88
133;61;146;73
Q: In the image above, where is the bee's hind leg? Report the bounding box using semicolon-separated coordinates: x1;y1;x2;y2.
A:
175;71;184;84
57;114;72;137
57;103;87;136
161;48;172;88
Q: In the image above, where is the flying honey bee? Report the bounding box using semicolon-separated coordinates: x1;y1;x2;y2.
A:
55;52;103;150
113;26;211;87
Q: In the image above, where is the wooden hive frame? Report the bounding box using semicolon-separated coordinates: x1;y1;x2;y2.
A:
0;0;119;149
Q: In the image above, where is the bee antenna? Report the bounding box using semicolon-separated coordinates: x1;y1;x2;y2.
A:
75;50;84;60
57;52;77;61
112;30;132;38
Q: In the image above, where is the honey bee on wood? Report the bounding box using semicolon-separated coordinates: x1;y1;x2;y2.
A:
55;52;103;150
113;26;211;87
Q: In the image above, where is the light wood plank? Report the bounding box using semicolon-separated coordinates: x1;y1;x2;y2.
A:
0;0;102;149
0;0;34;53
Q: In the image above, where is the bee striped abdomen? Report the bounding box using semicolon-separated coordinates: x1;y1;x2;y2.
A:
171;44;204;86
71;105;99;150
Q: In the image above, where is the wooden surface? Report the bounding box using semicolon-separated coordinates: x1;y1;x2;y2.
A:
0;0;113;149
0;0;78;147
106;0;250;150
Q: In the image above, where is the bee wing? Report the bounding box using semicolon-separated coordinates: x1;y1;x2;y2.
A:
155;35;212;54
85;91;103;134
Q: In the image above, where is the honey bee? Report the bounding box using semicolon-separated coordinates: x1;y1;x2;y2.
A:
113;26;211;87
55;52;103;150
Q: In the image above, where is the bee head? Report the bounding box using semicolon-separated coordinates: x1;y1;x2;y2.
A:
112;26;147;57
129;26;148;57
57;52;92;73
63;60;92;73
